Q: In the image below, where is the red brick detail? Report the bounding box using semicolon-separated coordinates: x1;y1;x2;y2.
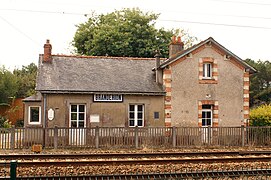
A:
164;69;172;74
229;58;245;70
198;114;202;118
212;72;218;76
165;105;172;109
213;106;219;110
165;96;171;102
198;105;202;110
201;100;215;105
192;45;205;55
213;114;219;119
213;122;219;127
171;56;186;67
165;113;171;118
243;106;249;110
244;89;249;94
165;122;171;127
244;81;249;86
211;44;225;56
202;57;214;63
199;80;218;84
244;72;250;78
198;122;202;127
244;98;249;102
164;79;171;83
165;87;172;92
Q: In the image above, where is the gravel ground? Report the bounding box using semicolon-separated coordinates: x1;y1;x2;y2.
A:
1;147;271;177
1;146;271;155
13;161;271;177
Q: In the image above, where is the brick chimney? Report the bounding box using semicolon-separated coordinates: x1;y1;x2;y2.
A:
169;35;184;58
43;39;52;62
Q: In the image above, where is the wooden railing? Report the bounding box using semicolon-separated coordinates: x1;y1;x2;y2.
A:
1;126;271;149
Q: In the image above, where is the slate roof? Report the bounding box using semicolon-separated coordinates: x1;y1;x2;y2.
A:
36;55;164;95
23;92;42;102
160;37;257;73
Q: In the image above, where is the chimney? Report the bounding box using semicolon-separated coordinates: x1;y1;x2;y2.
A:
155;49;161;69
43;39;52;62
154;50;162;84
169;35;184;58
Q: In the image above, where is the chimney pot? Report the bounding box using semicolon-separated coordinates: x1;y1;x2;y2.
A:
169;35;184;58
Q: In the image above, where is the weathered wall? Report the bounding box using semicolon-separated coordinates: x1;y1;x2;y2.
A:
170;46;244;127
25;94;165;128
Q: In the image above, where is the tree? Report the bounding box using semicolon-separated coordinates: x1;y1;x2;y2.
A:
245;59;271;106
0;66;18;105
13;63;37;98
73;8;197;58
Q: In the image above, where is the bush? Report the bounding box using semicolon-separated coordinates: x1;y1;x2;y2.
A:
0;115;12;128
250;104;271;126
15;119;24;127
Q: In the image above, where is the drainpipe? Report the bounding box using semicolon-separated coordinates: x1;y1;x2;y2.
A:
155;50;161;84
43;93;47;147
43;93;47;128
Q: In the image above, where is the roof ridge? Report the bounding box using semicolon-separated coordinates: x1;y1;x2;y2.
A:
52;54;166;61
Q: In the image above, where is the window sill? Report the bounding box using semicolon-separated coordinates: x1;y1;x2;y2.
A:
199;79;218;84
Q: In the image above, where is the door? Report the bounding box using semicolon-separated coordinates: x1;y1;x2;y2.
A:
69;104;86;145
201;106;212;143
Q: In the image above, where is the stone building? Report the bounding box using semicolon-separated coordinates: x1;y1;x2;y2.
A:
23;37;256;129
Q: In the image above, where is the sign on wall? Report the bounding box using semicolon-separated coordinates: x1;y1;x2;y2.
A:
48;108;54;121
90;114;100;123
94;94;123;102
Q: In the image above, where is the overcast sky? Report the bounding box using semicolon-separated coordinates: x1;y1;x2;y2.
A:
1;0;271;70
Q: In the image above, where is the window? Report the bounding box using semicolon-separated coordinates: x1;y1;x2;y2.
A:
70;104;86;128
29;106;41;124
154;112;159;119
129;104;144;127
202;105;212;127
203;63;212;79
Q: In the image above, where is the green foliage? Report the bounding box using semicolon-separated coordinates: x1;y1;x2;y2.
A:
245;59;271;106
13;63;37;98
249;104;271;126
73;8;197;58
15;119;24;127
0;115;11;128
0;66;18;104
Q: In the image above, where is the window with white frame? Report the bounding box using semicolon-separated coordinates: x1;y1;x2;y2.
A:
203;63;212;79
129;104;144;127
28;106;41;124
202;105;212;127
70;104;86;128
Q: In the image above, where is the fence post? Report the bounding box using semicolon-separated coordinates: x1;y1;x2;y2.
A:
10;126;15;150
208;126;211;145
135;126;139;149
10;160;17;180
95;126;99;149
54;126;58;149
241;125;245;147
172;126;176;148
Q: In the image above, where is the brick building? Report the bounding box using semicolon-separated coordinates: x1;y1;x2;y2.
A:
23;37;256;129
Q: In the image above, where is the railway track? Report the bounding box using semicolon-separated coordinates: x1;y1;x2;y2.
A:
1;150;271;160
9;168;271;179
1;150;271;167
